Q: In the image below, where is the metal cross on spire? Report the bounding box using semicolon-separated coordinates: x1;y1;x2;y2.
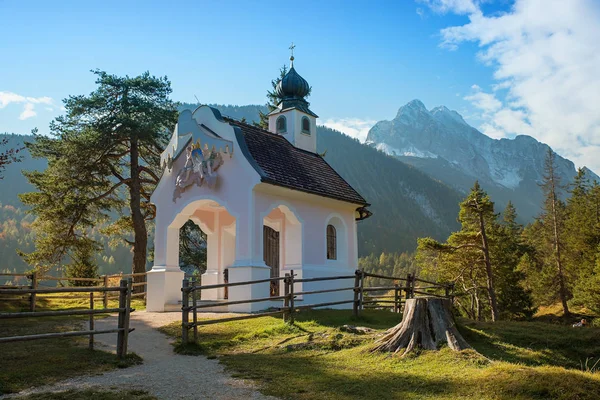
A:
289;42;295;67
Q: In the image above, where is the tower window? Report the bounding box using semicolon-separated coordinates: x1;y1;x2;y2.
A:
326;224;337;260
301;117;311;134
276;116;287;133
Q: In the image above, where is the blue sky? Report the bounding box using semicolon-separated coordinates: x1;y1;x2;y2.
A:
2;0;600;171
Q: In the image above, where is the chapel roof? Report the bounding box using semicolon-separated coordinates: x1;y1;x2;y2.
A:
225;118;368;206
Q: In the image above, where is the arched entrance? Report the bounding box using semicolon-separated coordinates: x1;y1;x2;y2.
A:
162;199;236;302
262;204;302;297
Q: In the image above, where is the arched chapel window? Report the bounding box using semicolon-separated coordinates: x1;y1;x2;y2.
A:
326;224;337;260
301;116;311;134
276;116;287;133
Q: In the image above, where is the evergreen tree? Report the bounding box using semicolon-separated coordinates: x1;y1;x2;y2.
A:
418;181;500;321
257;65;288;129
0;136;22;179
65;240;99;287
179;220;208;275
494;202;536;319
20;70;177;281
575;245;600;312
539;149;571;316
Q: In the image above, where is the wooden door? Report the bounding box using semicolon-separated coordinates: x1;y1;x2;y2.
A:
263;225;280;296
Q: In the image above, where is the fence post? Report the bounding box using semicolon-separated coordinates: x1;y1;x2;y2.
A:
405;274;412;303
352;270;360;317
89;292;94;350
283;273;290;322
116;279;127;358
103;275;109;309
122;278;132;356
192;278;198;343
289;270;295;324
29;271;38;312
394;284;400;313
358;269;365;312
182;278;189;344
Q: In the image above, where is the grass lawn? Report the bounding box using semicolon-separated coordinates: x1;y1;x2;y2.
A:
160;309;600;400
0;295;143;394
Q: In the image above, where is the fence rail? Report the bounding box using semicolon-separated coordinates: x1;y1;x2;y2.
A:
180;269;454;343
0;271;148;310
0;279;134;358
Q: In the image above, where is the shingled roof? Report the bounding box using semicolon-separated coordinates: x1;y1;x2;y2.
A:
226;118;368;206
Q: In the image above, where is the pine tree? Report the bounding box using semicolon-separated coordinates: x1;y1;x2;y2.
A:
494;202;536;319
257;65;288;129
20;70;177;282
65;241;99;287
0;136;22;179
179;220;208;275
539;149;570;317
418;181;499;321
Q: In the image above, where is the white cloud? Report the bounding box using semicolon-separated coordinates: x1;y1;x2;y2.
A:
0;91;54;121
322;118;377;143
19;103;36;120
429;0;600;171
464;86;502;114
418;0;481;15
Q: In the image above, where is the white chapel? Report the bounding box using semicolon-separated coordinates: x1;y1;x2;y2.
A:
147;55;371;312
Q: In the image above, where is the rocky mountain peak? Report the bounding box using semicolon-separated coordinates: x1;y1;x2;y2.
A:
396;99;430;119
430;105;468;127
366;99;597;221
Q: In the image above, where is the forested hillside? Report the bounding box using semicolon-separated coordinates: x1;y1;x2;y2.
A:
317;125;460;255
1;104;461;272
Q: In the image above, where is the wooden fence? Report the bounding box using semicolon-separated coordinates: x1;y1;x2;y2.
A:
0;278;134;358
0;272;148;311
181;269;454;343
361;272;454;312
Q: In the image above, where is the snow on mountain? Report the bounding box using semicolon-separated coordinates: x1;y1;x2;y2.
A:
375;142;438;159
366;99;597;220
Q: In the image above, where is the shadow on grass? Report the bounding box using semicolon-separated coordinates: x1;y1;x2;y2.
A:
460;318;600;369
159;309;600;399
220;351;453;400
219;348;600;400
292;309;403;330
0;315;142;394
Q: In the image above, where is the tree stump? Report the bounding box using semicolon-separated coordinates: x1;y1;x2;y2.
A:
372;297;470;356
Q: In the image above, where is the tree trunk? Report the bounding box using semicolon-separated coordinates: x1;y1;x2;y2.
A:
372;297;471;357
478;210;499;322
130;138;148;292
549;165;570;317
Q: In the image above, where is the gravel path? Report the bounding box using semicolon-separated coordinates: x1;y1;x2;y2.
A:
3;311;278;400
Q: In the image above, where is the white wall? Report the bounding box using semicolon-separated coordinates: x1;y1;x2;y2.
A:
149;105;362;312
253;184;360;309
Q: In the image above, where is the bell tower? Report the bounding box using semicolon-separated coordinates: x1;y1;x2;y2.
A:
268;44;318;153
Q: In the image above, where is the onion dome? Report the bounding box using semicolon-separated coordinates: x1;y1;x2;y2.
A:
276;65;310;100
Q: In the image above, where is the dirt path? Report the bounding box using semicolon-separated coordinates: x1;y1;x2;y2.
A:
4;311;277;400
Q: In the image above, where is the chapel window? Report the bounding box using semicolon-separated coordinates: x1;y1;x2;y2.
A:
326;224;337;260
276;115;287;133
301;116;311;134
